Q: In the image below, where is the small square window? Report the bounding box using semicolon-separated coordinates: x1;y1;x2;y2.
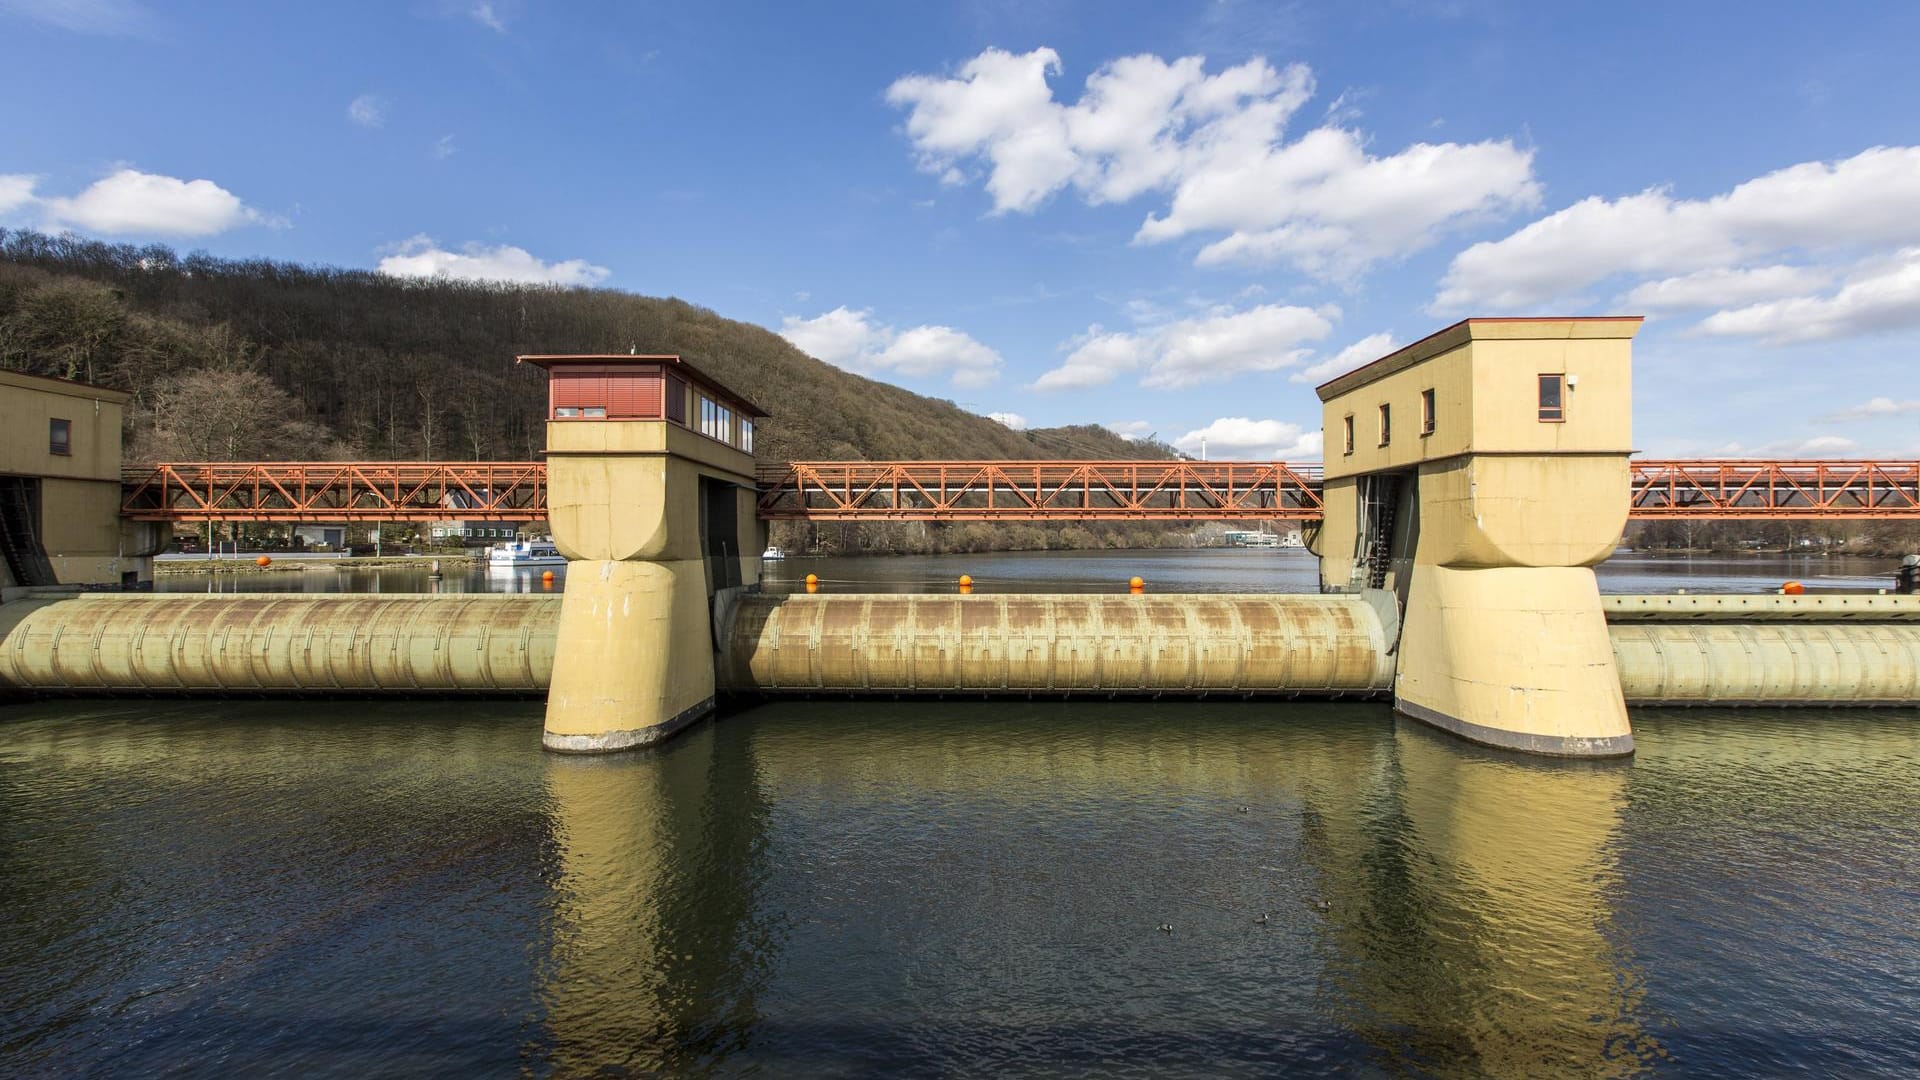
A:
49;418;71;456
1343;415;1355;455
1378;403;1391;446
1420;389;1436;436
1538;374;1565;422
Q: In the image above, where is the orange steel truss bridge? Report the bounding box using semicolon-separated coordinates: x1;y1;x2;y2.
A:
121;458;1920;523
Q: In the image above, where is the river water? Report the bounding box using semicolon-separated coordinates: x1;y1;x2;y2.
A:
6;550;1918;1077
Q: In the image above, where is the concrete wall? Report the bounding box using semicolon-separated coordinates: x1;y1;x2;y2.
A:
0;369;125;482
0;370;151;587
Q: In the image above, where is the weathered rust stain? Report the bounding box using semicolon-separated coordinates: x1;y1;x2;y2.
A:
717;593;1396;697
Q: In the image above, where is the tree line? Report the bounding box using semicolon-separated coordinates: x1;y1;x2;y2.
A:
0;228;1192;553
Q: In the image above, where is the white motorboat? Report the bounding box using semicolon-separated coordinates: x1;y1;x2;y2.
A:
761;546;787;560
488;538;567;568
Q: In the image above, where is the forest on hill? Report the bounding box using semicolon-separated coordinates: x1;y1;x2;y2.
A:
0;228;1208;553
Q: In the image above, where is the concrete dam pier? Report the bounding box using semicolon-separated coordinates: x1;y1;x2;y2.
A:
7;591;1920;712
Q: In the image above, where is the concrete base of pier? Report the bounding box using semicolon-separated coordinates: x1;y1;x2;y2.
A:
1394;566;1634;757
542;559;717;753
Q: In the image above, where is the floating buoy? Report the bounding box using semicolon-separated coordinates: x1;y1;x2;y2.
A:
1129;575;1144;593
255;555;271;568
1781;581;1806;595
958;574;973;588
805;573;818;586
542;570;555;583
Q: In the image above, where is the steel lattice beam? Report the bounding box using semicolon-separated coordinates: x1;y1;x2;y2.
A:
1626;460;1920;518
755;461;1325;521
120;459;1920;523
120;462;548;523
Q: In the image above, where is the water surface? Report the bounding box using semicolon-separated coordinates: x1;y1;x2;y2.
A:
3;701;1918;1076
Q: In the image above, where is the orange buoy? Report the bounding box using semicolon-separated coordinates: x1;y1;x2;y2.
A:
805;573;819;586
1781;581;1806;595
255;555;272;568
542;570;555;582
959;574;973;588
806;580;819;594
1129;576;1144;591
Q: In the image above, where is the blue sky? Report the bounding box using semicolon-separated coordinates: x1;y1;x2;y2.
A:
5;0;1920;460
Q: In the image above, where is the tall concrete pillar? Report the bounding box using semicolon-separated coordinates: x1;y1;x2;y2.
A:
520;354;768;753
1315;318;1642;757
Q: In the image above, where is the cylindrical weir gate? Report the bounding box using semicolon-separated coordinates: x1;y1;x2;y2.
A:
4;592;1920;706
717;593;1396;696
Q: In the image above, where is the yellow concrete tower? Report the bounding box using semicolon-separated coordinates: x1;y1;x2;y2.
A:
520;354;768;753
1312;318;1642;756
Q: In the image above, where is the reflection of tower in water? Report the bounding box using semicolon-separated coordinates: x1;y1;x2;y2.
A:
1310;723;1659;1077
539;724;772;1074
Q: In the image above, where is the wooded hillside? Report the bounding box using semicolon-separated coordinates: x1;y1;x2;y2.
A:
0;229;1199;553
0;228;1176;467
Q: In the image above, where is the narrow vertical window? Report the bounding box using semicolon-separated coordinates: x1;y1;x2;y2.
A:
1420;389;1436;436
49;418;71;455
1538;374;1565;422
741;418;755;454
1378;403;1391;446
1343;414;1355;455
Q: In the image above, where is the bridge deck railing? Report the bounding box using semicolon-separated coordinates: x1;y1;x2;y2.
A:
117;459;1920;522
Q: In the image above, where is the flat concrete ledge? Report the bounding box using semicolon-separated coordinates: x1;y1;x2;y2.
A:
1396;698;1635;758
541;696;715;754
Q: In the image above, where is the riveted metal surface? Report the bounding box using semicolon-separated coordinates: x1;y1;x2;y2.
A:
0;594;559;695
1610;621;1920;704
716;593;1397;696
1603;594;1920;621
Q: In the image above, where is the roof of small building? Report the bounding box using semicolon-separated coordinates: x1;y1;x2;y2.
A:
515;353;768;417
0;367;133;403
1314;316;1644;402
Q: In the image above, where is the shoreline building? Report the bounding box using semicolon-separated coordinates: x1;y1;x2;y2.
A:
0;370;155;592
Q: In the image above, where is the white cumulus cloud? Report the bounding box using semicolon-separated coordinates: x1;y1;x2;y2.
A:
1694;247;1920;344
987;411;1028;429
1823;396;1920;421
1707;435;1860;459
40;168;269;236
1620;265;1835;313
778;306;1003;388
1103;420;1155;441
376;235;610;286
1174;417;1323;460
1035;302;1334;391
0;174;36;215
887;48;1538;278
1289;331;1396;385
1434;145;1920;327
348;93;387;128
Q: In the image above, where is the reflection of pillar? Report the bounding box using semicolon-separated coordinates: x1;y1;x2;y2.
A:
520;354;767;753
1331;725;1656;1076
1317;318;1641;756
540;723;771;1072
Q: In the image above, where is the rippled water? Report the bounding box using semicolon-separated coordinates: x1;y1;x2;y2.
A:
4;702;1919;1076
